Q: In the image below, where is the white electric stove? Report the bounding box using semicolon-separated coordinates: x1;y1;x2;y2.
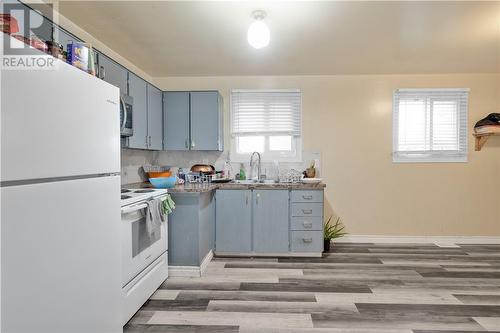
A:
120;186;169;325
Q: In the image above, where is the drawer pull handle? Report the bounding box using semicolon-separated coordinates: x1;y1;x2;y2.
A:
302;238;313;243
302;209;313;214
302;195;313;200
302;222;313;228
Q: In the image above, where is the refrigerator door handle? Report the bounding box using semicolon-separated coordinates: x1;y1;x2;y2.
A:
120;97;127;131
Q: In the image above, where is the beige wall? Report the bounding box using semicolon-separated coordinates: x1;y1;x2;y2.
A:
154;74;500;236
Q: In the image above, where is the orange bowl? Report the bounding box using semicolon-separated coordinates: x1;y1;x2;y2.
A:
148;171;172;178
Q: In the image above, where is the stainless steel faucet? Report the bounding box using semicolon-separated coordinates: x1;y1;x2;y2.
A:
249;151;261;182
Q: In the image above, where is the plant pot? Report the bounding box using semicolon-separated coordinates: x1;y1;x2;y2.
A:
323;239;331;252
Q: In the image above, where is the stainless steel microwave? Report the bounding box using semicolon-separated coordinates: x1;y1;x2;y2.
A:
120;94;133;137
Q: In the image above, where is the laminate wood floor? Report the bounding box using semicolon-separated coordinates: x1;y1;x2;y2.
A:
124;243;500;333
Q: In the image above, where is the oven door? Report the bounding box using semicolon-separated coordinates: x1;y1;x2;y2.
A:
121;199;167;287
120;95;133;137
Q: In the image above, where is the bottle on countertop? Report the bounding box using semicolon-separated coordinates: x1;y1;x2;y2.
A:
223;160;232;179
239;163;246;180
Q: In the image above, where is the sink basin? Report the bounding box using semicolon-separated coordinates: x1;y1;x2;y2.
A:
232;180;258;184
231;180;277;185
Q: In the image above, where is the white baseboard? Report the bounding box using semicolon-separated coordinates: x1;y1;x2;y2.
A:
168;250;213;278
334;235;500;247
200;249;213;275
214;251;323;257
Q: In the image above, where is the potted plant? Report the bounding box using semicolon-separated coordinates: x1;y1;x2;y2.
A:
323;216;346;252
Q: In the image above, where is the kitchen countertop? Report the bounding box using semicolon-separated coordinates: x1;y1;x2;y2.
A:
124;181;326;193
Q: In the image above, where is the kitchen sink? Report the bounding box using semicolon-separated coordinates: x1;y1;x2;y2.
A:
231;180;277;185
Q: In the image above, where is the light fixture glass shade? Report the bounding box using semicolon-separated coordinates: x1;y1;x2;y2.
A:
247;20;270;49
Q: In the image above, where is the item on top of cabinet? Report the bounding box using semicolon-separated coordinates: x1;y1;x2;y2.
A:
67;42;89;72
11;34;30;45
30;36;48;52
87;45;96;76
46;41;63;59
149;176;177;189
190;164;215;174
0;14;19;34
302;178;322;184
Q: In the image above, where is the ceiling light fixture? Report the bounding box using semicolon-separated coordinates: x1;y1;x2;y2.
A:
247;10;270;49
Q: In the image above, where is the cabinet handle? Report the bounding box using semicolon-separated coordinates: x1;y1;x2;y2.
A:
185;139;189;149
302;195;313;200
148;136;152;147
100;66;105;79
302;238;313;243
302;221;313;228
302;209;313;215
245;194;249;205
146;136;149;147
191;139;196;148
256;193;260;205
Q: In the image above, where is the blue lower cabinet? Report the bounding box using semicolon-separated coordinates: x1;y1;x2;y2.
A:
215;190;252;253
253;190;289;253
168;191;215;266
215;188;324;256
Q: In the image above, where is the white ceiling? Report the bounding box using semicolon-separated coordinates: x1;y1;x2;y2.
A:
56;1;500;77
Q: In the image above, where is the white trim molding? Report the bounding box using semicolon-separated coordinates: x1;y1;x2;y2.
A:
168;250;213;278
335;235;500;247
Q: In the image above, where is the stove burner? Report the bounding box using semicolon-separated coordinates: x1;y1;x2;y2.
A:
134;189;154;193
121;189;131;193
121;195;132;200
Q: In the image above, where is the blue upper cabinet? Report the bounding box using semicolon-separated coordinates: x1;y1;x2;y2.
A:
163;91;223;151
127;73;148;149
190;92;224;151
163;92;190;150
126;78;163;151
97;54;128;95
147;84;163;150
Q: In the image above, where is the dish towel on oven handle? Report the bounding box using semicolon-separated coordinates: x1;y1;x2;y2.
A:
161;194;175;215
145;198;163;238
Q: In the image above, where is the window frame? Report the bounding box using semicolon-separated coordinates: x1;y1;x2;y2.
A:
392;88;469;163
230;89;302;163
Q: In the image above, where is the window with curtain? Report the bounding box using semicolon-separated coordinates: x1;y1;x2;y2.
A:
393;88;469;163
230;89;302;162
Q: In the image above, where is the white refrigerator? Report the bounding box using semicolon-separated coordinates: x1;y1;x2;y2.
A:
1;36;122;332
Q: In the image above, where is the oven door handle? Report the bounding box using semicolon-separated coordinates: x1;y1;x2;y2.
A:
121;202;147;214
121;195;169;214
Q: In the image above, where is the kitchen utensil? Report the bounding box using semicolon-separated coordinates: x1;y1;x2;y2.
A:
149;176;177;189
190;164;215;174
212;178;232;184
148;171;172;178
143;165;171;173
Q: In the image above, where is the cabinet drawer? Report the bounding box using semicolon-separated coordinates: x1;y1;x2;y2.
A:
291;217;323;231
291;231;323;252
291;203;323;217
291;190;323;203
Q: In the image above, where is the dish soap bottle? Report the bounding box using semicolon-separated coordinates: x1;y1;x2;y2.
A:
239;163;246;180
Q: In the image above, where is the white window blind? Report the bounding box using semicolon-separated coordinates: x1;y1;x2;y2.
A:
393;88;469;163
231;90;302;136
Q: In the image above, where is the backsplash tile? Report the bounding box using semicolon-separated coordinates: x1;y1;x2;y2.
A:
120;148;321;185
